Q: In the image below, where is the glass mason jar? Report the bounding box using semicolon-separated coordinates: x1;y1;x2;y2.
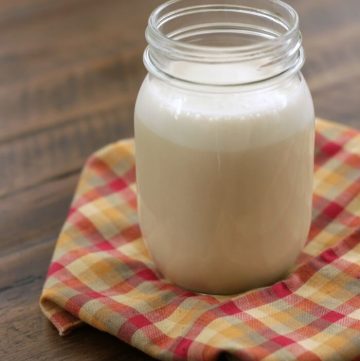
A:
135;0;315;295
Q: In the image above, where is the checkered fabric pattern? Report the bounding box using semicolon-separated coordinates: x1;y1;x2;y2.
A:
40;119;360;361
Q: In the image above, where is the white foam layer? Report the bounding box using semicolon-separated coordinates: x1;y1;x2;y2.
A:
135;64;314;151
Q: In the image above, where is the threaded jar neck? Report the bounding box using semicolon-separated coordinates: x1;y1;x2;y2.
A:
144;0;304;87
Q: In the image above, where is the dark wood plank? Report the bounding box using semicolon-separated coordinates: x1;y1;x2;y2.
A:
0;174;77;257
288;0;360;129
0;0;162;87
0;173;155;361
0;96;134;198
1;316;155;361
0;0;165;198
0;0;358;198
0;246;155;361
0;274;154;361
0;52;143;143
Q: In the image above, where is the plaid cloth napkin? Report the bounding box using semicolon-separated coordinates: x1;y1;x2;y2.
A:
40;119;360;361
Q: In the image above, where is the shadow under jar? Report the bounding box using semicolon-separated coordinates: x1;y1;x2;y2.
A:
135;0;315;295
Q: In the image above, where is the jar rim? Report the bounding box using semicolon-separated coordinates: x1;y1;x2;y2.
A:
145;0;304;87
147;0;299;55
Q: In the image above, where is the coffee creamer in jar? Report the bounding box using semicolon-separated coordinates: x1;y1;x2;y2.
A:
135;0;315;295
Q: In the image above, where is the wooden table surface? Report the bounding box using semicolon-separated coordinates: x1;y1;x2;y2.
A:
0;0;359;360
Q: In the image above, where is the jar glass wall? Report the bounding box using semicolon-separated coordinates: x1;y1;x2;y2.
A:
135;0;315;295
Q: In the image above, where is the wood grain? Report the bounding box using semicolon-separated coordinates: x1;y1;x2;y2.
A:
0;0;359;360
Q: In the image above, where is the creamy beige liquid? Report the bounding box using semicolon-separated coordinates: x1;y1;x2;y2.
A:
135;69;315;294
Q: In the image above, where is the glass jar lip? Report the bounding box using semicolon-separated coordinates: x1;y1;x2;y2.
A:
145;0;304;87
147;0;299;57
